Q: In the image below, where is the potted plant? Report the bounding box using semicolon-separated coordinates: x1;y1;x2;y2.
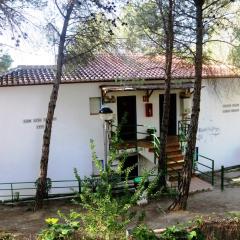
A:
146;127;156;141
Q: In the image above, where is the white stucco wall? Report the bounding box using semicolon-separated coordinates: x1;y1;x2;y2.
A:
0;82;183;185
197;79;240;170
0;83;105;183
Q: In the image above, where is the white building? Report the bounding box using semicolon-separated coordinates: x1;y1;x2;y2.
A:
0;54;239;192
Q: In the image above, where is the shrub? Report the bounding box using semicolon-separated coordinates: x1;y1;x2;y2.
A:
159;225;204;240
132;224;158;240
73;139;142;239
39;126;150;240
0;232;15;240
38;211;80;240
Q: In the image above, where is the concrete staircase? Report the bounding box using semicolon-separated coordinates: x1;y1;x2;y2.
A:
139;135;184;183
138;135;214;192
166;136;184;181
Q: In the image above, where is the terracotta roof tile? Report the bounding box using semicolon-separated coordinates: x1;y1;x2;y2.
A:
0;54;239;87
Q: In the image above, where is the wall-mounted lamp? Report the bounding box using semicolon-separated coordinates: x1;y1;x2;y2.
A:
99;106;113;171
99;106;113;121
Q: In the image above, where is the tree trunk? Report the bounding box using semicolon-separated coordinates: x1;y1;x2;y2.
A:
168;0;204;211
35;1;75;210
157;0;174;188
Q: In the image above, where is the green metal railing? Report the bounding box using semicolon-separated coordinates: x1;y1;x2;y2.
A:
178;119;190;152
0;173;176;204
178;120;215;186
152;133;160;165
0;179;81;204
152;133;181;188
221;165;225;191
194;147;215;185
112;123;183;187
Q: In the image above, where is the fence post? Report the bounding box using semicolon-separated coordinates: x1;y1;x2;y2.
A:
221;165;224;191
211;160;215;186
195;147;199;162
78;179;81;194
10;183;14;205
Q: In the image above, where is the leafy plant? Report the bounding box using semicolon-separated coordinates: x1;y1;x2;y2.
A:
132;224;158;240
13;192;20;202
38;211;80;240
73;138;138;239
160;225;204;240
227;211;240;218
146;127;157;141
0;232;15;240
40;124;150;239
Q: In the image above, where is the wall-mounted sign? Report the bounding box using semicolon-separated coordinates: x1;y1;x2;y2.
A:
222;103;239;114
22;117;57;129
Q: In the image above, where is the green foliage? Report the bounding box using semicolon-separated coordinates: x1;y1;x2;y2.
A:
0;54;12;73
0;232;15;240
13;192;20;202
38;211;81;240
78;189;130;239
227;211;240;218
228;24;240;67
132;224;158;240
66;13;115;66
74;134;143;239
160;226;191;240
121;1;164;54
40;123;152;239
160;225;205;240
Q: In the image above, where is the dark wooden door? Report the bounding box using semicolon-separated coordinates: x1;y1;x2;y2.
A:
117;96;137;140
159;94;177;135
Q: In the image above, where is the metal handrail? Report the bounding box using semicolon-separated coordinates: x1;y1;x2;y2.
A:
196;162;213;170
177;121;215;186
198;154;214;163
0;179;79;185
194;148;215;185
0;173;180;203
0;179;81;204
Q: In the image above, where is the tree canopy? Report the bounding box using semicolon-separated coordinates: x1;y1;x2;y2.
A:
0;53;12;73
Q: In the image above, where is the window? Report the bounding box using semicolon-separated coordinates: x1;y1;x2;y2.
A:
89;97;101;115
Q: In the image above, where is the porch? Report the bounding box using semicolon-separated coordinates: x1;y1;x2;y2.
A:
110;120;215;192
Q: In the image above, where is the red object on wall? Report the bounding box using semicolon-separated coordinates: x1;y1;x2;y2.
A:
145;103;153;117
143;95;149;102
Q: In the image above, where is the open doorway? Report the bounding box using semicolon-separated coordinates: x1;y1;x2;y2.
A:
117;96;137;141
159;94;177;135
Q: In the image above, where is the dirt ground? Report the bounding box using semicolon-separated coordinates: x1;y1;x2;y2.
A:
0;170;240;239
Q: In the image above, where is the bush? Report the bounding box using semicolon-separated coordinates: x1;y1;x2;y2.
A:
0;232;15;240
39;128;150;240
38;211;80;240
73;139;142;239
132;225;158;240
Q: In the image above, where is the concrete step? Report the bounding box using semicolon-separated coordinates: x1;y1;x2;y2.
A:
149;146;181;153
167;155;184;162
167;160;184;168
166;141;180;147
166;145;181;152
166;149;182;156
169;175;180;182
167;135;179;141
167;165;183;172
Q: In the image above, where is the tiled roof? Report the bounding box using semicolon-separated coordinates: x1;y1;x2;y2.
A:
0;53;239;87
